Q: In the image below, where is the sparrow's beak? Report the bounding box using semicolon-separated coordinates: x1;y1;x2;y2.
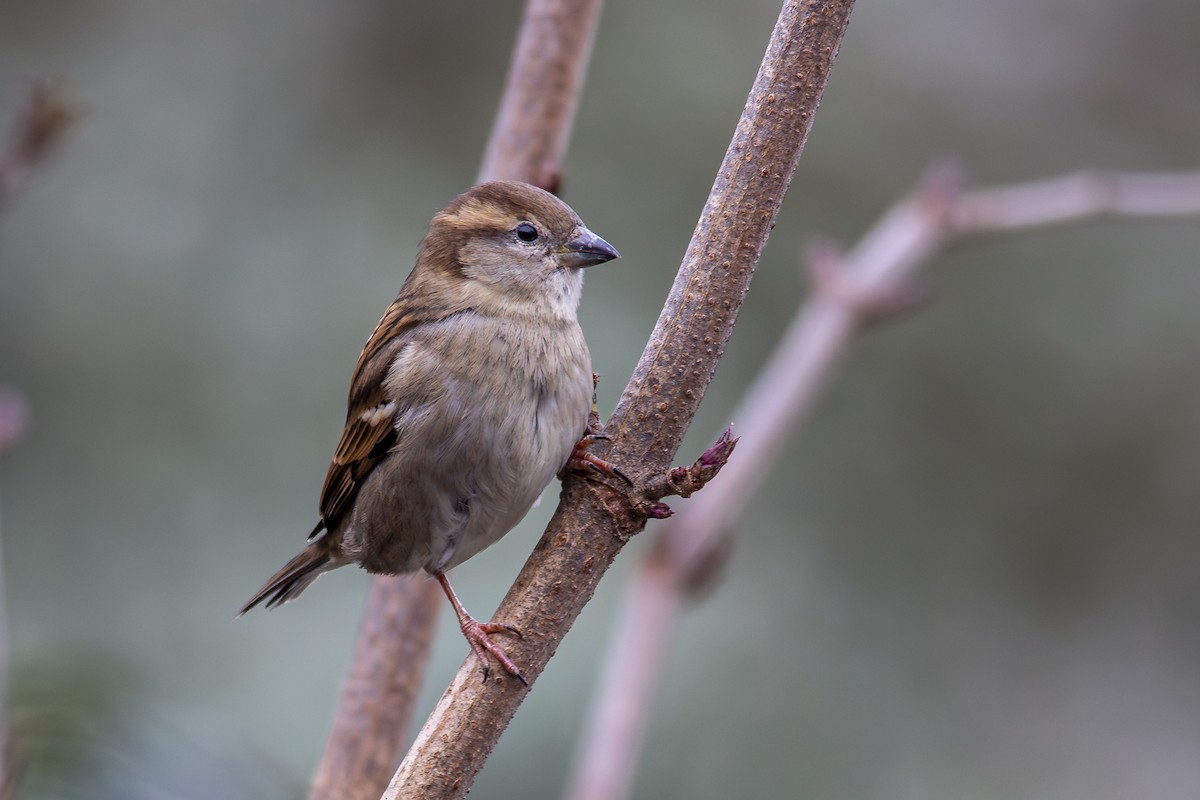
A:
558;226;620;268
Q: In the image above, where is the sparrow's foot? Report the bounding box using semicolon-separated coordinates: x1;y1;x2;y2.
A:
436;570;528;685
459;617;527;686
565;433;632;485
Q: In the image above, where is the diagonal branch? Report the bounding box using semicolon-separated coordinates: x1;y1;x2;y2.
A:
382;1;857;797
307;2;608;799
563;161;1200;800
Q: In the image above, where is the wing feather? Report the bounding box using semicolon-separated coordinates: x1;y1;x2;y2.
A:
314;294;446;529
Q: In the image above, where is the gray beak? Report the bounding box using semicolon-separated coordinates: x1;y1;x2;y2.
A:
558;226;620;268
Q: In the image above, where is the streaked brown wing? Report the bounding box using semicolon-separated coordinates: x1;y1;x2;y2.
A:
313;297;426;532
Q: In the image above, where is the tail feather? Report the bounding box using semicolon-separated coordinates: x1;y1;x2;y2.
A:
239;543;336;615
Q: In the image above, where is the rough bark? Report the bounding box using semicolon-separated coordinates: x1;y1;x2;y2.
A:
382;1;857;797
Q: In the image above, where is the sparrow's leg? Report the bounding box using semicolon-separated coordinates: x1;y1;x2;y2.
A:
435;571;527;686
564;433;632;484
565;372;632;484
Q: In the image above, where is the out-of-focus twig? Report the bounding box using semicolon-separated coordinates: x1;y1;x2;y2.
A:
478;0;605;192
307;577;439;800
0;81;72;800
0;82;78;209
307;2;607;798
383;1;857;797
0;390;26;746
563;162;1200;800
952;169;1200;231
0;394;27;458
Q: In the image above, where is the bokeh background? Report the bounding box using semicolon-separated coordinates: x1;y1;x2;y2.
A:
2;1;1199;798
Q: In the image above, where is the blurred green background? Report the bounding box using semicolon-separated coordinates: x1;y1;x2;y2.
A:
2;1;1199;798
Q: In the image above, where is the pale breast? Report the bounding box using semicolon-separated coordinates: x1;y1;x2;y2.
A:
341;312;592;575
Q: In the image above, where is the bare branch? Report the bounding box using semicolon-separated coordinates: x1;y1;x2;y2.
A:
563;161;1200;800
0;82;74;800
308;577;440;800
0;81;78;209
953;169;1200;231
479;0;605;191
383;1;857;797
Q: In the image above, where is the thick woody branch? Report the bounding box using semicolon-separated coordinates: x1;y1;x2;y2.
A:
383;1;856;797
478;0;605;192
308;577;440;800
564;161;1200;800
310;2;607;798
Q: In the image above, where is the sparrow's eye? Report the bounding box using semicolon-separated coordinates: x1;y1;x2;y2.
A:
515;222;539;243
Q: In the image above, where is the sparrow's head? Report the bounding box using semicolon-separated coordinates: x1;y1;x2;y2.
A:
415;181;619;320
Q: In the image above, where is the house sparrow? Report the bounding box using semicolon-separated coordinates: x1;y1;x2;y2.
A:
240;181;620;683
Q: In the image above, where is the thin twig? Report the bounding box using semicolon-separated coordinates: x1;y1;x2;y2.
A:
953;169;1200;231
563;161;1200;800
0;82;74;800
383;1;857;797
307;1;608;798
560;552;685;800
0;82;78;210
0;393;26;458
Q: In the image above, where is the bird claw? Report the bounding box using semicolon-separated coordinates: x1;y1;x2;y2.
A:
436;571;527;685
565;434;632;485
460;617;528;686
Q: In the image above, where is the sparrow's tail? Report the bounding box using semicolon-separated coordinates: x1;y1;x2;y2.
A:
239;537;341;615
